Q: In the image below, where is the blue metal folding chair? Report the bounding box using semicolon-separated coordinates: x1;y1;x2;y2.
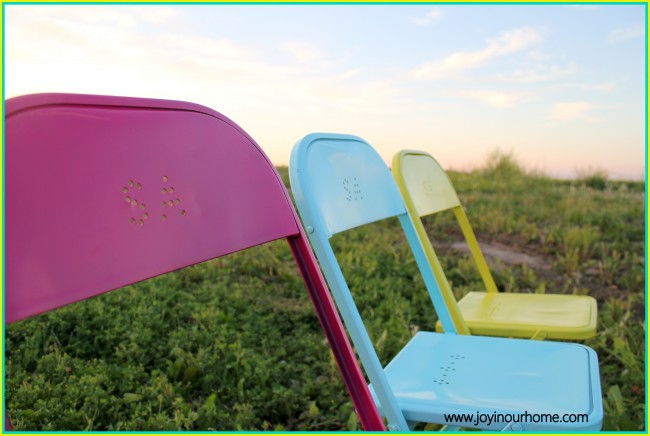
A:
289;132;603;431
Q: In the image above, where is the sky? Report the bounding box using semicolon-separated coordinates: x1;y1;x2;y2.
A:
4;4;647;180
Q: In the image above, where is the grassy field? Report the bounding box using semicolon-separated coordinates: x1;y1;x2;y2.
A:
5;154;646;430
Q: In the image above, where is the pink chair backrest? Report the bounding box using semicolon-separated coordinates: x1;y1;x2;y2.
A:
6;93;299;322
5;93;385;430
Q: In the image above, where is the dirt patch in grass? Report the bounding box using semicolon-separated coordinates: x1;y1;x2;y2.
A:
445;239;632;306
449;240;549;269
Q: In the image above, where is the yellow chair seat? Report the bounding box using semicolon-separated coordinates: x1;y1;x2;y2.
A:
435;292;597;339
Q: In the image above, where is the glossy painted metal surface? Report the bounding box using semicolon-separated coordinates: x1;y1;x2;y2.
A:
438;291;598;340
375;332;602;431
292;133;407;237
7;95;295;322
393;149;598;340
5;94;385;431
394;152;461;217
290;133;603;431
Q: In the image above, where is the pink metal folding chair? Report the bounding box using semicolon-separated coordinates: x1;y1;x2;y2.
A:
4;93;385;431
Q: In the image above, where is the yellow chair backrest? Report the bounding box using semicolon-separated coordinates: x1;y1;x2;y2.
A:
396;150;461;216
392;150;499;295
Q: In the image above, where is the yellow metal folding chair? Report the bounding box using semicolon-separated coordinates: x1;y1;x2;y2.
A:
392;150;597;340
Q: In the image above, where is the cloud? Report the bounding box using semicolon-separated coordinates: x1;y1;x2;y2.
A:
5;6;275;90
457;90;528;108
608;24;644;43
5;5;400;118
409;8;443;26
496;63;577;83
6;6;291;78
289;75;398;115
411;27;542;80
134;6;178;24
281;41;323;63
556;81;615;92
551;101;592;121
526;50;552;62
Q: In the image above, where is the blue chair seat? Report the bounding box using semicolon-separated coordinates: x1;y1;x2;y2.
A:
372;332;602;431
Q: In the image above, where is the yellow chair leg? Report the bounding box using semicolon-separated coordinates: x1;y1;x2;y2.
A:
531;330;548;340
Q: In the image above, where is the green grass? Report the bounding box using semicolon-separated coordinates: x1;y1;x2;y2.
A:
5;156;645;430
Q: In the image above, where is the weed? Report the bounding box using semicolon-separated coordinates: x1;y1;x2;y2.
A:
577;167;609;191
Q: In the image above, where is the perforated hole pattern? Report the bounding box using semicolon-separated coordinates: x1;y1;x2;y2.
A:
122;175;187;226
342;177;363;202
432;353;466;386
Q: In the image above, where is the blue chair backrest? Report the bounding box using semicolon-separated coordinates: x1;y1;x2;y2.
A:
290;133;463;430
289;133;406;237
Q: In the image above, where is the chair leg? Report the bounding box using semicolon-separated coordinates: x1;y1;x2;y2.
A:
531;330;548;340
